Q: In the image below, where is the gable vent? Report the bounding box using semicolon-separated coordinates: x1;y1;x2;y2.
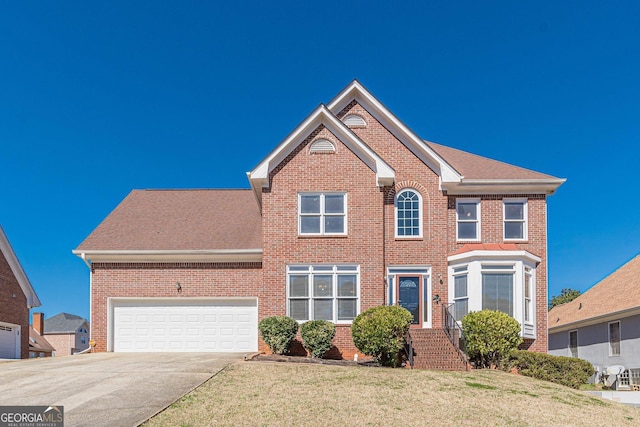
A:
343;114;366;127
309;139;335;153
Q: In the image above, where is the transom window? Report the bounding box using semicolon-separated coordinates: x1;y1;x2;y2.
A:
299;193;346;235
504;199;527;240
287;265;359;323
456;199;480;241
609;321;620;356
395;189;422;237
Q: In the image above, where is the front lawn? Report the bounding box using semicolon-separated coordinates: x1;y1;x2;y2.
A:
144;361;637;426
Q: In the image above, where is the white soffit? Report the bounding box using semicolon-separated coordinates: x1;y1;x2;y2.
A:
327;80;462;186
247;104;395;192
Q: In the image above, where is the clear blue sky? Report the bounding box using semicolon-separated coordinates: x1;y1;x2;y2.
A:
1;1;638;321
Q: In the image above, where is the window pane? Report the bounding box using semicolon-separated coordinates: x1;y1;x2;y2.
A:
324;195;344;213
313;275;333;297
457;203;477;220
505;203;524;220
505;222;523;239
337;275;357;296
454;299;468;321
314;299;333;320
524;302;530;322
289;275;309;297
324;216;344;233
300;195;320;213
482;273;513;316
610;322;620;355
454;275;467;298
289;300;308;321
337;299;356;320
569;331;578;357
458;222;477;240
300;216;321;233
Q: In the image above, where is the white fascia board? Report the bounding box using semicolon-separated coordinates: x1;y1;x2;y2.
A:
442;178;567;195
0;225;41;308
327;80;462;187
448;249;542;265
247;104;395;188
548;306;640;334
72;249;263;264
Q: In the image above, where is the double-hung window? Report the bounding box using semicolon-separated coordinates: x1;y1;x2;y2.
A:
609;321;621;356
453;266;469;321
456;199;480;241
481;265;515;316
504;199;527;240
287;265;359;323
524;267;533;323
395;189;422;237
299;193;346;235
569;330;578;358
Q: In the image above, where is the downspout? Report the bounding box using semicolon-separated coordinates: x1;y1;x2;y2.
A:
79;253;93;351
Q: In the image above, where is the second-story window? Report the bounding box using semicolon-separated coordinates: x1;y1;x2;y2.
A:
299;193;347;235
395;189;422;237
504;199;527;240
456;199;480;241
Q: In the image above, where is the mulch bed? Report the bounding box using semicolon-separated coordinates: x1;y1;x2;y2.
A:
246;353;380;367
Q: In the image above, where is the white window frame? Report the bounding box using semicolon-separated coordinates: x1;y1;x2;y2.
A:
395;189;423;238
286;265;360;324
456;198;481;241
609;321;621;356
569;330;578;358
298;193;347;236
524;267;533;324
481;264;516;316
452;266;468;321
503;198;528;241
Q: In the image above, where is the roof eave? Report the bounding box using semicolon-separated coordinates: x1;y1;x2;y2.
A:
442;178;566;195
549;306;640;333
72;249;263;264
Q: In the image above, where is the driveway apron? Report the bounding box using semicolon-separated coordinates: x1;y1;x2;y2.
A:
0;352;241;427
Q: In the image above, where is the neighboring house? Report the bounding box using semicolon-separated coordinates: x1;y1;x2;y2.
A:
0;225;41;359
29;313;55;357
42;312;90;356
74;81;564;368
549;254;640;387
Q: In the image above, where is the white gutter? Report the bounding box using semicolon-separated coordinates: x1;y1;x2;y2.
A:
72;248;263;263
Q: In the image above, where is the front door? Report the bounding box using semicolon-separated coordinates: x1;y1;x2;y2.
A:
397;276;421;326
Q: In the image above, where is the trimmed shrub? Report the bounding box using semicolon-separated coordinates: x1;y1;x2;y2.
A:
461;310;523;368
258;316;299;355
505;349;594;389
351;305;413;367
300;320;336;358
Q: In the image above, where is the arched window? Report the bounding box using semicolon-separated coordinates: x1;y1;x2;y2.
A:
395;189;422;237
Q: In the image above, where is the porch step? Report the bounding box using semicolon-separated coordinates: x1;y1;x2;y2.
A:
407;329;469;371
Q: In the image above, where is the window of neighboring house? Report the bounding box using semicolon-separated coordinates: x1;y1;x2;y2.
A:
395;189;422;237
504;199;528;240
453;266;468;321
609;321;621;356
481;265;515;316
524;267;533;323
299;193;347;235
287;265;359;323
569;330;578;358
81;337;87;344
456;199;480;241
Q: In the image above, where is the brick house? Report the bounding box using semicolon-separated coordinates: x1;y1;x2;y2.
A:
39;312;90;356
0;225;41;359
74;81;564;368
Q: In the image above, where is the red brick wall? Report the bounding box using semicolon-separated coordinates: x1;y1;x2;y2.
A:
90;262;262;352
0;250;29;358
45;334;75;357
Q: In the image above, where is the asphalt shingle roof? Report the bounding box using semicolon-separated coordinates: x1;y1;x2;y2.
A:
44;313;89;334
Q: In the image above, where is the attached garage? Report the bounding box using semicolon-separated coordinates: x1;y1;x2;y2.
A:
0;323;20;359
110;298;258;353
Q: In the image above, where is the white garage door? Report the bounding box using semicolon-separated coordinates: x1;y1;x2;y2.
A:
0;324;18;359
112;299;258;352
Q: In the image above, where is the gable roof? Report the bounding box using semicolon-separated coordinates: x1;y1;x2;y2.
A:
0;225;40;308
549;254;640;332
74;189;262;263
43;313;89;334
247;103;395;206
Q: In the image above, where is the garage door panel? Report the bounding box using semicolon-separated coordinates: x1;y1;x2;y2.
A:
113;299;257;352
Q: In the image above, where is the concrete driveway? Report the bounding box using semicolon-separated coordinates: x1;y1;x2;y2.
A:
0;352;243;427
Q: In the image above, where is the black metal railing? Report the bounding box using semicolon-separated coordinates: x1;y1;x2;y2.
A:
443;303;469;370
404;331;414;369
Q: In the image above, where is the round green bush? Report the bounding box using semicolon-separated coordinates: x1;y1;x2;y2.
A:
300;320;336;358
462;310;523;368
258;316;299;355
505;349;595;389
351;305;413;367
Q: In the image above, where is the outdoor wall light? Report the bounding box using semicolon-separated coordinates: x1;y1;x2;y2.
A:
433;294;441;304
176;282;182;292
